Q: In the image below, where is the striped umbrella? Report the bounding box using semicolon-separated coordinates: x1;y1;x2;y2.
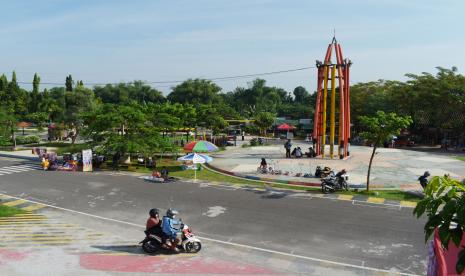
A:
184;141;218;153
177;153;213;180
177;153;213;164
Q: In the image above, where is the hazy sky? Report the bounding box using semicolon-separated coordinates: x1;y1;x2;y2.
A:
1;0;464;94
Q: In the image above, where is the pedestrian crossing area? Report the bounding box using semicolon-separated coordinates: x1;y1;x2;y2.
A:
0;163;42;176
0;193;137;253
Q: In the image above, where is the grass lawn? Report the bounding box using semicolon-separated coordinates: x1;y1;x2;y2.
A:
456;156;465;162
102;158;420;202
0;205;26;217
101;158;262;186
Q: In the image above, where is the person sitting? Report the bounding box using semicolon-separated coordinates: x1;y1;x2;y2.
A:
335;169;347;178
146;208;170;249
41;157;49;171
295;147;303;158
161;167;169;180
306;147;316;158
162;208;182;252
321;166;333;177
260;158;267;171
335;169;347;186
291;147;297;157
315;166;322;178
152;170;162;178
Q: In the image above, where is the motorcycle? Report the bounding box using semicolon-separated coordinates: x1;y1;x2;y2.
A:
140;223;202;254
321;170;349;193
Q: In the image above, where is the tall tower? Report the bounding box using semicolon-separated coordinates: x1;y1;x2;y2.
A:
312;37;352;159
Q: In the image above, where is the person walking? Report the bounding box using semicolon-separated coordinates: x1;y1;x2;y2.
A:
418;171;430;190
284;139;292;158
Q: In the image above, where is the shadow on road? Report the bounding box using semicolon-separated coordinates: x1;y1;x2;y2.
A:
92;244;145;255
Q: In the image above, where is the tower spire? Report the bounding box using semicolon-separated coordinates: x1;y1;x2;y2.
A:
332;29;337;44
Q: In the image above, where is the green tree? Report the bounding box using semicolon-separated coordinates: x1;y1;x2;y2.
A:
82;103;168;160
168;79;222;105
5;71;28;116
0;109;17;147
0;74;8;91
24;112;48;128
76;80;84;89
414;176;465;274
293;86;310;104
359;111;412;191
226;79;288;117
65;75;73;92
254;112;275;136
39;88;64;122
94;82;164;105
29;73;42;113
64;86;96;144
196;104;228;134
32;73;40;94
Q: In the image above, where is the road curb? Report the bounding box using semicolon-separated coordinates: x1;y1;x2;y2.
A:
201;164;418;208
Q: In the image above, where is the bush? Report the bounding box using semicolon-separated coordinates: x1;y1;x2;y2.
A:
15;135;40;145
250;138;258;146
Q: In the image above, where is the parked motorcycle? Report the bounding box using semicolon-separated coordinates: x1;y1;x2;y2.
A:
140;223;202;254
321;170;349;193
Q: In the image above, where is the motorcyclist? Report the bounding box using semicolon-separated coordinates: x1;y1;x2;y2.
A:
335;169;347;188
146;208;170;249
162;208;182;253
335;169;347;179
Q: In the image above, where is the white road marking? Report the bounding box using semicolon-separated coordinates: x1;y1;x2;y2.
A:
0;170;13;174
2;165;35;170
0;164;42;175
0;168;30;173
202;206;227;217
0;192;419;276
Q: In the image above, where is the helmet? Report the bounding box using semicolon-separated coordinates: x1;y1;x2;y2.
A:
149;208;160;218
166;208;179;218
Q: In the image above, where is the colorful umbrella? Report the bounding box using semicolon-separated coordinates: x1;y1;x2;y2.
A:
177;153;213;180
184;141;218;152
177;153;213;163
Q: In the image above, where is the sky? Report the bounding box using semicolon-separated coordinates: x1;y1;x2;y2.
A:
1;0;464;95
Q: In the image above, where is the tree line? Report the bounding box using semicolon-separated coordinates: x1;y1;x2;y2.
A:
0;66;464;152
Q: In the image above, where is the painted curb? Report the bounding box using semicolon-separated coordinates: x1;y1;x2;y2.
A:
203;164;418;208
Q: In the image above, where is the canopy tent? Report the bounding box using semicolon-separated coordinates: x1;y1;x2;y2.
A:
276;123;297;131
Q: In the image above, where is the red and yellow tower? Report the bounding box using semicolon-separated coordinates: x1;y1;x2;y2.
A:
312;37;352;159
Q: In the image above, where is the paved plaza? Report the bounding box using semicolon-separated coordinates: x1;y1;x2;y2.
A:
211;141;465;190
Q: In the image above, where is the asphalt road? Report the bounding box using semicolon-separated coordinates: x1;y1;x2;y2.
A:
0;158;427;275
